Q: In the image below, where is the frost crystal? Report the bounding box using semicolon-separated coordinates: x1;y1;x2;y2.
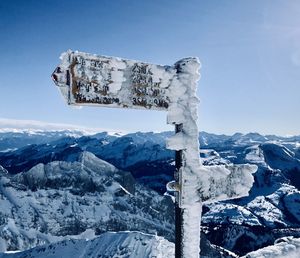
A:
166;57;203;257
166;58;256;257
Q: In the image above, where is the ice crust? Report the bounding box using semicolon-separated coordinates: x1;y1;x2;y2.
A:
165;58;203;257
166;58;256;257
200;164;257;203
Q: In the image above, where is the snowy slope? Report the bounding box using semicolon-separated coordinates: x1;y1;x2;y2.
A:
0;231;174;258
243;236;300;258
0;231;239;258
0;231;238;258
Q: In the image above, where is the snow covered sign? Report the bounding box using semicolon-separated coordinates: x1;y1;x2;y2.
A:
52;50;175;110
52;50;256;258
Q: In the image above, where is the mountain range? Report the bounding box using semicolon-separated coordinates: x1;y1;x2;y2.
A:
0;130;300;257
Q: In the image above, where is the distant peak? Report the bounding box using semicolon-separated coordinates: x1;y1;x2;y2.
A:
79;151;117;173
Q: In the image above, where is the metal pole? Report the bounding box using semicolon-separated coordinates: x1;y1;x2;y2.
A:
175;123;183;258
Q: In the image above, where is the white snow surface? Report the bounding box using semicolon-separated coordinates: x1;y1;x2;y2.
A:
243;236;300;258
0;231;174;258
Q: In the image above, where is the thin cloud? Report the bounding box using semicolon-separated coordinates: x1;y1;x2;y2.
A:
0;118;122;134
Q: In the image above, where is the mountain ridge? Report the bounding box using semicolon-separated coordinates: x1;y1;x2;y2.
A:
1;130;300;256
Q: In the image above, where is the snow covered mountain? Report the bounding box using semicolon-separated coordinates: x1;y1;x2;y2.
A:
0;131;174;193
0;152;174;252
1;130;300;256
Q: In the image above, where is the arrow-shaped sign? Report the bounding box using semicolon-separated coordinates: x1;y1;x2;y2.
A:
52;50;176;111
167;164;257;204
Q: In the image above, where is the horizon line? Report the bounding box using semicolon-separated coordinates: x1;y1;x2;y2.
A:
0;118;299;138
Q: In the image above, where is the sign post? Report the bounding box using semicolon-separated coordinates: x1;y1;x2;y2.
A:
174;123;184;258
52;50;255;258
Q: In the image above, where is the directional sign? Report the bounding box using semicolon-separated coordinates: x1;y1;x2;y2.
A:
52;50;176;110
52;50;255;258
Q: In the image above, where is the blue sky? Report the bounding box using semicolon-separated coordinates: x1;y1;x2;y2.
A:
0;0;299;135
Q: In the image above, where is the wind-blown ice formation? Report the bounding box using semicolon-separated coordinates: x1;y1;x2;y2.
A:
51;50;257;257
166;58;256;257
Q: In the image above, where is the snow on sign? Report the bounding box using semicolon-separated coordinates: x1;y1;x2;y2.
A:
52;50;175;110
52;50;255;258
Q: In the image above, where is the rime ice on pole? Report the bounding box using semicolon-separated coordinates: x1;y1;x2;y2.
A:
166;57;203;258
166;58;257;257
